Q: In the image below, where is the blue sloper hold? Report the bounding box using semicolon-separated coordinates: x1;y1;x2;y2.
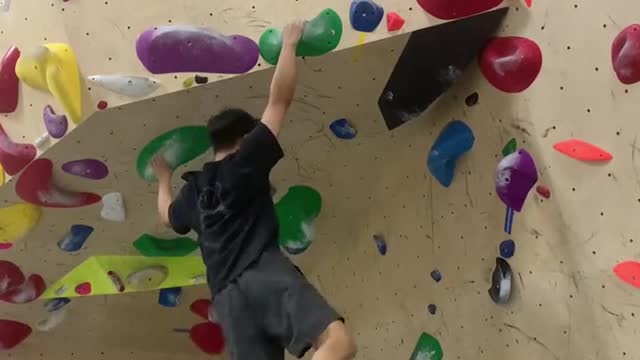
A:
373;234;387;255
329;118;357;140
428;120;475;187
44;298;71;312
350;0;384;32
57;225;94;252
158;287;182;308
500;239;515;258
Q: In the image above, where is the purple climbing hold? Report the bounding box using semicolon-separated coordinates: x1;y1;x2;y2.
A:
430;270;442;283
350;0;385;32
495;149;538;212
136;26;259;74
43;105;68;139
499;239;515;258
427;304;437;315
373;234;387;255
62;159;109;180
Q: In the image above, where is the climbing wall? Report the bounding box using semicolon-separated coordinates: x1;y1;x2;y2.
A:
2;0;640;359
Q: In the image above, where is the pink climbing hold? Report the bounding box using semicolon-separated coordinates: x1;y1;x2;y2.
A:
0;123;37;176
553;139;612;162
0;274;45;304
0;243;13;250
0;46;20;114
416;0;503;20
614;261;640;288
479;36;542;93
75;282;92;296
524;0;532;8
536;185;550;199
386;12;405;32
15;158;102;208
0;320;32;350
612;24;640;84
190;322;226;355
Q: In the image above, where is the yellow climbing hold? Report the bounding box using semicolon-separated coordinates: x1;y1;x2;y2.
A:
0;163;4;185
0;203;41;245
182;76;194;88
16;44;83;124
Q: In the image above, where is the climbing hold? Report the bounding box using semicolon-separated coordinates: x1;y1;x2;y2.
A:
97;100;108;110
430;269;442;283
136;26;259;74
479;36;542;93
0;123;37;176
329;118;357;140
133;234;198;257
0;320;31;350
612;25;640;84
416;0;503;20
499;239;515;258
158;287;182;307
428;120;475;187
0;0;11;12
33;133;50;149
35;307;67;332
0;46;20;113
495;149;538;212
126;265;169;291
536;185;550;199
15;44;83;123
62;159;108;180
16;158;102;208
0;261;26;295
488;257;512;304
524;0;532;8
107;271;125;293
182;77;194;89
87;75;160;97
503;207;514;235
275;186;322;255
0;204;40;247
502;138;517;157
350;0;384;33
43;105;68;139
553;139;612;162
386;12;405;32
190;299;212;320
465;92;479;107
373;234;387;255
44;298;71;312
614;261;640;288
190;322;226;355
0;244;11;250
1;274;46;304
427;304;437;315
0;164;4;185
57;225;94;252
101;192;126;222
74;282;92;296
409;332;443;360
137;126;210;182
194;75;209;84
259;9;343;65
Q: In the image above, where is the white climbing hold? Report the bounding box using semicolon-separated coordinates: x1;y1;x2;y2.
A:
36;307;67;332
34;133;50;149
0;0;11;12
101;192;126;222
126;265;169;290
87;75;160;97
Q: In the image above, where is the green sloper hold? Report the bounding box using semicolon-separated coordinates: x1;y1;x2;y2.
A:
259;8;343;65
502;138;517;157
275;186;322;254
136;126;210;182
133;234;198;257
409;333;443;360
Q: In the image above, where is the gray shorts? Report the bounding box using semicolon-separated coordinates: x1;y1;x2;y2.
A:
213;248;343;360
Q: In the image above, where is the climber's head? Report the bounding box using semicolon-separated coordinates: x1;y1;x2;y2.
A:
207;108;259;158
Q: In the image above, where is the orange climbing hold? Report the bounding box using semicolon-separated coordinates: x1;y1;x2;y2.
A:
386;12;405;32
553;139;612;162
614;261;640;288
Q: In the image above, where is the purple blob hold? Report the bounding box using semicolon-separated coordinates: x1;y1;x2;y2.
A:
495;149;538;212
43;105;68;139
136;26;259;74
62;159;109;180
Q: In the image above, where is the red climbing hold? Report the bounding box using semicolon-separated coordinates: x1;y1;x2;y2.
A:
190;322;225;355
553;139;612;162
479;36;542;93
75;282;92;296
0;261;26;296
612;24;640;85
190;299;212;320
536;185;550;199
0;124;37;176
97;100;108;110
0;46;20;114
386;12;405;32
416;0;503;20
16;158;102;208
0;320;32;350
614;261;640;288
0;274;45;304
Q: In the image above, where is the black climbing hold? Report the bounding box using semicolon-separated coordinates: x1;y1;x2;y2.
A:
194;75;209;84
499;239;515;258
428;304;437;315
488;257;512;304
373;234;387;255
430;270;442;283
465;92;479;106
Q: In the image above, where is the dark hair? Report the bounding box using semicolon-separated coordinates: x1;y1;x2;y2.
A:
207;108;259;151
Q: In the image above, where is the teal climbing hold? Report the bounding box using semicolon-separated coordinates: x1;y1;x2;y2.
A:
133;234;198;257
275;186;322;255
428;120;475;187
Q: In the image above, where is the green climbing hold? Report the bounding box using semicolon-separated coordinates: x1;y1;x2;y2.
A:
259;8;343;65
409;332;443;360
502;138;517;157
275;186;322;255
133;234;198;257
136;126;210;182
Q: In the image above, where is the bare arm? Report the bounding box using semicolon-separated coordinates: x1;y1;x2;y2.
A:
261;20;304;137
151;156;174;227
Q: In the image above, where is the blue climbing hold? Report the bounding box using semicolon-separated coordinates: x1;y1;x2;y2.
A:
373;234;387;255
57;225;94;252
430;270;442;283
329;118;357;140
500;239;515;258
350;0;384;33
428;120;475;187
158;287;182;308
44;298;71;312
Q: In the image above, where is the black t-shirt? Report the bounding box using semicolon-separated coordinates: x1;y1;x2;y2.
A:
168;123;284;294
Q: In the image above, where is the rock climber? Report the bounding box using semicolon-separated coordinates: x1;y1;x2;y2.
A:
150;20;357;360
